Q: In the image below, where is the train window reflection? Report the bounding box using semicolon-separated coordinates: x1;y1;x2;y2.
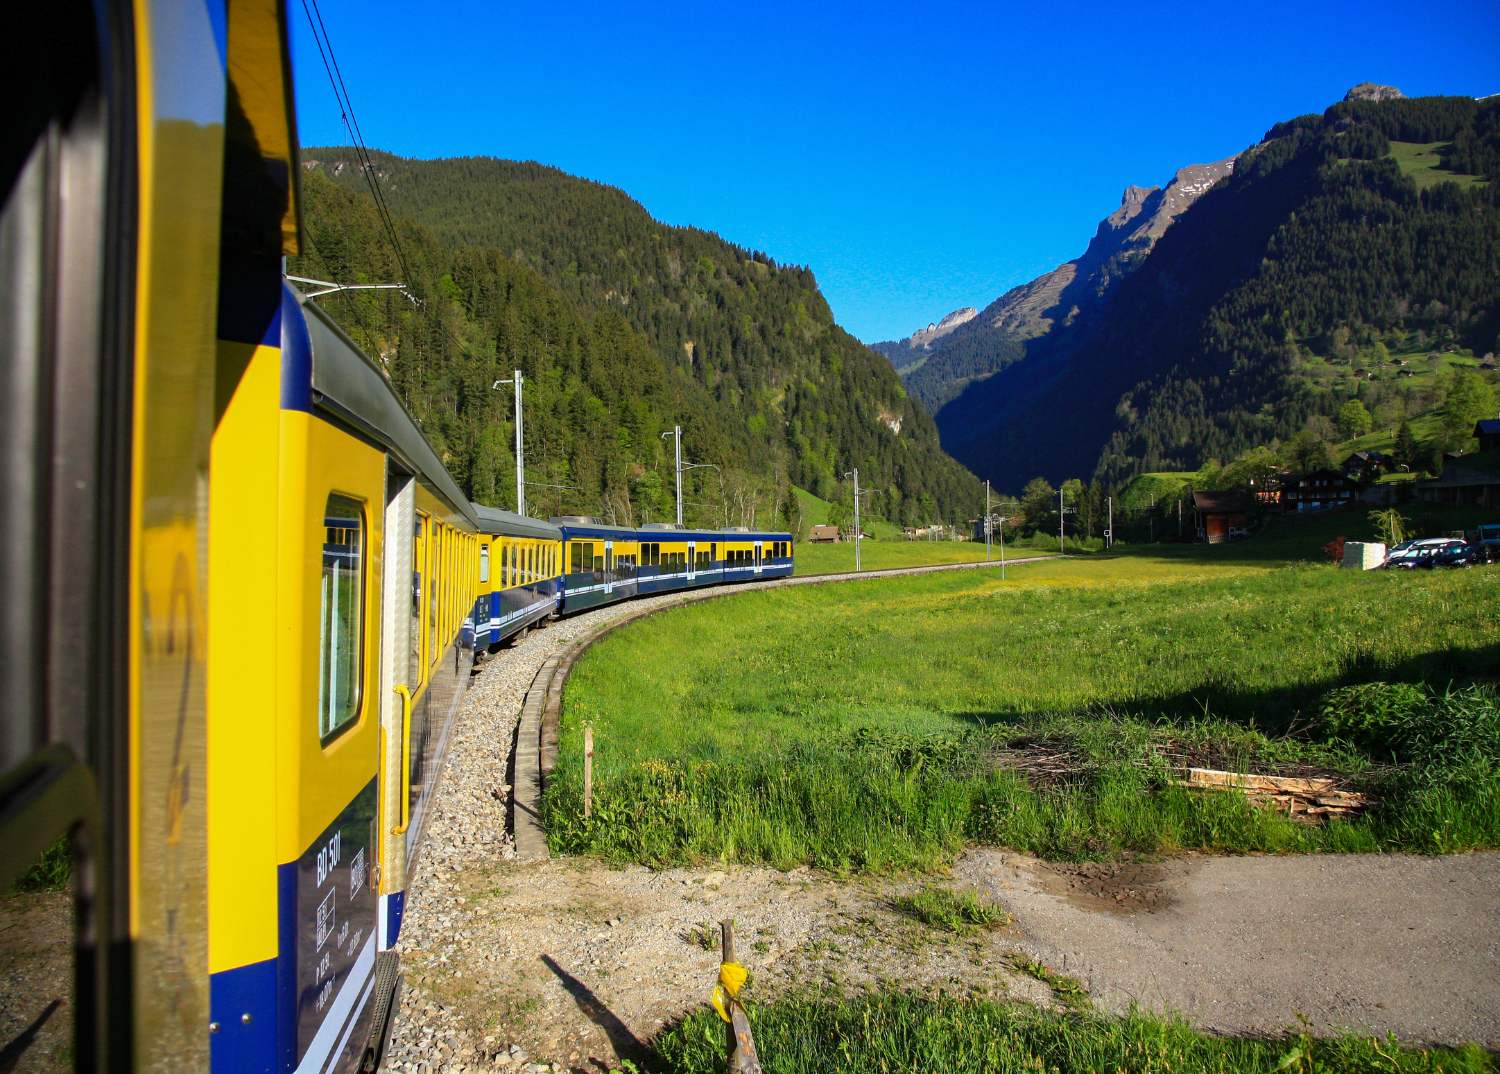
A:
319;494;364;740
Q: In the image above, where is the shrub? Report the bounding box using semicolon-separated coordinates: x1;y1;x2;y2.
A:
1316;682;1431;755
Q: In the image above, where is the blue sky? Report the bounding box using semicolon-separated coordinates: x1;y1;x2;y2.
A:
290;0;1500;343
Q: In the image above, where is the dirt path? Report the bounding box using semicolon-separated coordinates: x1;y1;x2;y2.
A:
962;850;1500;1047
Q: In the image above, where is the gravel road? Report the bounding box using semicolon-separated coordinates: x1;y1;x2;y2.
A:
962;849;1500;1047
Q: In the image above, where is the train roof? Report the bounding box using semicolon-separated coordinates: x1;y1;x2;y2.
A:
290;286;478;529
552;520;792;541
473;504;563;540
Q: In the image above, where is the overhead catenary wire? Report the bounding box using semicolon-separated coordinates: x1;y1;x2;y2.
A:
297;0;501;375
298;0;415;290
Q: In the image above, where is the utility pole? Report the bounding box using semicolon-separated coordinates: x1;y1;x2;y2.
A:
492;370;525;516
843;468;862;572
1058;487;1065;554
661;425;683;526
1107;495;1113;549
985;480;992;561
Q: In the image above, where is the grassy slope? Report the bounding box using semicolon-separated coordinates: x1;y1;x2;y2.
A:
793;486;901;540
1118;471;1201;510
550;506;1500;869
1389;140;1489;191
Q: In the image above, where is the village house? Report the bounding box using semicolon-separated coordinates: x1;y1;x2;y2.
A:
1342;450;1393;484
806;524;841;543
1282;469;1356;511
1417;421;1500;507
1192;490;1252;544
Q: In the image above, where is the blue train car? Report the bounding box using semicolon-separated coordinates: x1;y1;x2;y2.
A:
635;525;795;594
553;518;641;614
474;507;564;651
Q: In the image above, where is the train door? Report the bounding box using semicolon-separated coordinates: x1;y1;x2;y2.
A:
604;540;615;595
279;417;384;1074
754;541;764;575
687;541;696;582
378;471;416;947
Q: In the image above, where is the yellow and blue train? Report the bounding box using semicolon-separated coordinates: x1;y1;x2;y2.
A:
0;2;792;1072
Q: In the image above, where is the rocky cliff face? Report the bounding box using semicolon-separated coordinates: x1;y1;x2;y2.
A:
907;307;978;349
888;155;1236;412
1344;83;1404;102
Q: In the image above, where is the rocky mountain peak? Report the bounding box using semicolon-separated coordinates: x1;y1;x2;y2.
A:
907;307;979;349
1344;83;1404;102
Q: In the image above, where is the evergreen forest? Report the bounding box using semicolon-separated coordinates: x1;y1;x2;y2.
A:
289;153;981;529
931;94;1500;491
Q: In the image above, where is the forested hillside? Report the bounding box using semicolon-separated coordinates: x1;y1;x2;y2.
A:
294;151;980;527
933;93;1500;490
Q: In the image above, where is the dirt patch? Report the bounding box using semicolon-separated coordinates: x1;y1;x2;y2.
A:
0;890;73;1072
1026;859;1174;915
385;859;1057;1072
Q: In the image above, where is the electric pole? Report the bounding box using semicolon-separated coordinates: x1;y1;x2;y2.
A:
843;468;862;572
985;480;992;562
1107;495;1113;549
661;425;683;526
1058;487;1065;554
492;370;525;516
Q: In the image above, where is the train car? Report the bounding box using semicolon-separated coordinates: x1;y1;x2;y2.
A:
721;527;796;583
553;518;640;614
474;507;563;650
635;525;795;594
205;284;483;1074
1;4;486;1071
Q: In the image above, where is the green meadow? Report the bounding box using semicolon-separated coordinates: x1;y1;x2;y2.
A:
547;508;1500;871
652;993;1495;1074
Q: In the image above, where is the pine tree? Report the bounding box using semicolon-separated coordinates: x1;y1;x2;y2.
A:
1394;421;1418;470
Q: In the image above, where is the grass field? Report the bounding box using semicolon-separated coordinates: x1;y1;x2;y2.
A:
1389;140;1488;192
652;993;1495;1074
792;486;902;540
793;533;1083;576
548;506;1500;870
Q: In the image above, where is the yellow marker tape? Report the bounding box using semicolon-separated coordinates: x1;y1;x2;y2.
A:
720;961;748;997
709;961;749;1022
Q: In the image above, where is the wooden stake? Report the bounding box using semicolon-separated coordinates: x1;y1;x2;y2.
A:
721;920;762;1074
583;725;594;819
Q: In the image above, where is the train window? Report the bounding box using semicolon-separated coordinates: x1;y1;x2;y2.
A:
411;516;425;685
429;525;440;664
569;542;581;573
319;494;365;741
480;543;490;585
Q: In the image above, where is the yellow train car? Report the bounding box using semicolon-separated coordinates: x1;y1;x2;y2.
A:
0;3;484;1071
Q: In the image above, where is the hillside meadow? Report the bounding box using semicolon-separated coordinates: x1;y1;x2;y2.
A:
547;508;1500;871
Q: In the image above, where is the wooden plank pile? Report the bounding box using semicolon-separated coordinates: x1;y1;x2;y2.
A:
1177;767;1370;821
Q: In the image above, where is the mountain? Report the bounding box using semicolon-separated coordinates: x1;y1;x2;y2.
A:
887;157;1235;414
926;91;1500;490
292;151;981;527
870;307;977;376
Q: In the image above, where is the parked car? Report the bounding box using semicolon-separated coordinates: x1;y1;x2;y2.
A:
1472;524;1500;564
1433;540;1478;568
1383;537;1450;568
